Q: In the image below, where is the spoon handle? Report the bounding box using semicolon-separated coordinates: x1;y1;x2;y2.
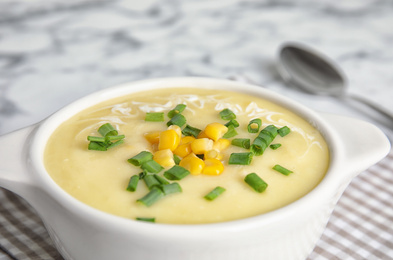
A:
347;93;393;123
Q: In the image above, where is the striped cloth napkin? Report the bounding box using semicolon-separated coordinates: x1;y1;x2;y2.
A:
1;150;392;260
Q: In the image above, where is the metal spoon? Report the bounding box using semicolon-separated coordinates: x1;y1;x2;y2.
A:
277;42;393;124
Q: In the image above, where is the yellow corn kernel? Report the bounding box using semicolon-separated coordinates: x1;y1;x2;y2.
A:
204;123;228;141
190;138;213;154
204;149;222;160
179;153;205;175
180;136;195;145
213;138;231;151
197;131;209;139
168;125;182;139
153;149;175;167
173;143;192;158
144;131;161;144
202;158;224;176
158;129;180;151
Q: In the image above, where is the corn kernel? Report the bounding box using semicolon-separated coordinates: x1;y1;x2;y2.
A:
202;158;224;175
213;138;231;151
179;153;205;175
180;136;195;145
191;138;213;154
159;129;180;151
153;149;175;167
197;131;209;139
144;131;161;144
173;143;192;158
168;125;182;138
204;149;222;160
204;123;228;141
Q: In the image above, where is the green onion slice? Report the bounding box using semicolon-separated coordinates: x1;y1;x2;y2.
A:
163;165;190;180
88;141;107;151
161;183;182;195
278;126;291;137
228;152;253;165
98;123;118;137
167;113;186;127
168;104;186;118
173;154;181;165
244;173;268;193
222;125;238;138
273;164;293;176
204;186;226;201
138;171;147;180
182;124;202;138
225;119;240;128
128;151;154;166
250;125;278;156
145;112;165;122
126;175;139;192
231;138;251;149
136;217;155;223
87;136;106;142
143;174;161;190
154;174;170;185
219;108;236;120
269;143;281;150
247;118;262;133
137;187;164;207
106;139;124;149
141;160;164;173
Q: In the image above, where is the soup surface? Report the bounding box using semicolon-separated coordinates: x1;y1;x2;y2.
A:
44;88;329;224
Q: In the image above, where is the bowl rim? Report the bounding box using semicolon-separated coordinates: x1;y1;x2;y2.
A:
29;76;343;235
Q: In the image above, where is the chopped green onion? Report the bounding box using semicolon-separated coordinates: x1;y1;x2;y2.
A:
173;154;181;165
250;125;278;156
182;124;202;138
138;171;147;180
126;175;139;192
244;173;268;193
278;126;291;137
168;104;186;118
273;164;293;176
128;151;153;166
106;134;125;141
222;125;238;138
141;160;164;173
228;152;253;165
163;165;190;180
269;143;281;150
143;174;161;190
225;119;239;128
137;187;164;207
231;138;251;149
106;139;125;149
167;113;186;127
204;186;226;201
161;183;182;195
98;123;118;137
247;119;262;133
87;136;106;142
136;217;155;222
88;141;107;151
145;112;164;122
154;174;170;185
220;108;236;120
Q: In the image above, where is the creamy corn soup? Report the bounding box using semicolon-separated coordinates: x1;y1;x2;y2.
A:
44;88;329;224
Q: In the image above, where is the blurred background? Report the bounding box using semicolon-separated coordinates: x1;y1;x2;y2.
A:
0;0;392;259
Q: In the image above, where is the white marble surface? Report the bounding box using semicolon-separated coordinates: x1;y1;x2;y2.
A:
0;0;392;259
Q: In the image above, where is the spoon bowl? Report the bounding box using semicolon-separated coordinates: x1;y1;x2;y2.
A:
277;41;393;126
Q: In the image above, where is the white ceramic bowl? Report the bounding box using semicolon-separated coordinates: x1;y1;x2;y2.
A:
0;77;390;260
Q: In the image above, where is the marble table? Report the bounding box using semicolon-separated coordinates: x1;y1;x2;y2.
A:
0;0;392;259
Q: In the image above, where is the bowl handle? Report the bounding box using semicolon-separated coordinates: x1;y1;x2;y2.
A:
321;113;391;177
0;125;37;195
